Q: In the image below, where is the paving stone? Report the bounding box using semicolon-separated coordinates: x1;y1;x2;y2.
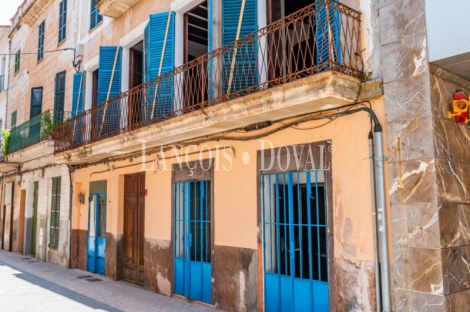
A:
0;250;217;312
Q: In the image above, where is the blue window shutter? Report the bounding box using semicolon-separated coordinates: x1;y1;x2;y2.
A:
143;12;175;120
221;0;258;95
72;71;85;117
98;46;122;104
315;1;342;71
97;46;122;135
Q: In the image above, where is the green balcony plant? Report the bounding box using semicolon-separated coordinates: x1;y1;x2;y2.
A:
1;129;10;157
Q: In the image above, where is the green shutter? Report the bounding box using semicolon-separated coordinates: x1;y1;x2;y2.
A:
49;177;61;248
58;0;67;43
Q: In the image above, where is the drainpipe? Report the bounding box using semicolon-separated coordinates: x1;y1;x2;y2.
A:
373;123;391;312
369;132;381;312
67;165;73;269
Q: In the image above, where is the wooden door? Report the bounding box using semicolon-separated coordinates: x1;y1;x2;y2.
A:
123;173;145;285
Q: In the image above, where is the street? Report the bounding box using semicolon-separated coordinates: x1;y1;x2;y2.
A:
0;250;215;312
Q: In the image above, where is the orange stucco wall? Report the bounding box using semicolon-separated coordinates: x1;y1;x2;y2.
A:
72;97;388;263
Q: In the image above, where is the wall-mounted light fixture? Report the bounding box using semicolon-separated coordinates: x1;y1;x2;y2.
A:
78;192;85;205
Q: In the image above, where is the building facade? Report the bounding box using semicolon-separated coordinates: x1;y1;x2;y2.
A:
56;0;385;311
0;0;80;267
0;0;469;311
0;26;9;132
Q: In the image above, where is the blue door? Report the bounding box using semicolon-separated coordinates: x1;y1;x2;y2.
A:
262;171;329;311
174;181;212;304
87;193;107;275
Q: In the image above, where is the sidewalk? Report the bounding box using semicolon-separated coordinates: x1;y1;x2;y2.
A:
0;250;216;312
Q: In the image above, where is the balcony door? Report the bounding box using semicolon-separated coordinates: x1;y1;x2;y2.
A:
54;71;66;122
29;87;43;143
183;1;208;110
128;42;143;127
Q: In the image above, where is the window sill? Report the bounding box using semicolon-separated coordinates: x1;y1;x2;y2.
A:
89;21;103;34
57;38;66;47
37;58;44;65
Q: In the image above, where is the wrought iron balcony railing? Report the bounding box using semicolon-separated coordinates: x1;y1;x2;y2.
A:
54;0;361;153
9;110;71;154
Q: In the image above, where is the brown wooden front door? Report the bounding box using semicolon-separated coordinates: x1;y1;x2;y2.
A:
123;173;145;285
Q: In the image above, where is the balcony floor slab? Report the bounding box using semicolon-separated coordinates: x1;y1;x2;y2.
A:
55;71;383;165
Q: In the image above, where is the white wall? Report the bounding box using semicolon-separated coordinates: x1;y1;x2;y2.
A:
0;27;10;130
425;0;470;62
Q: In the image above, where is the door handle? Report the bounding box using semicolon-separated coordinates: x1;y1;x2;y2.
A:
188;233;192;247
290;241;295;260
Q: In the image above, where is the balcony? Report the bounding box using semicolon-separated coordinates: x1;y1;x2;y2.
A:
54;1;382;162
7;110;71;162
95;0;141;19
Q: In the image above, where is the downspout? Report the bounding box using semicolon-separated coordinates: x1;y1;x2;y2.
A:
67;165;73;269
369;132;381;311
373;123;391;312
336;107;391;311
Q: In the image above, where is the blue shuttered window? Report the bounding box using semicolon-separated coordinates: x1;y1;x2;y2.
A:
315;1;342;71
97;46;122;136
221;0;258;95
90;0;103;30
72;71;85;117
143;12;175;120
58;0;67;43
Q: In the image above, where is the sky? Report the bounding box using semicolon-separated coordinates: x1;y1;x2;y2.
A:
0;0;24;26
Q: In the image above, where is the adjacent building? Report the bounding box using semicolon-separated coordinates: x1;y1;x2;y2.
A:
0;0;79;267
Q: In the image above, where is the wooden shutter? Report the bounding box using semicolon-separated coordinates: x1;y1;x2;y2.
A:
221;0;258;95
143;12;175;120
49;177;61;248
11;111;17;128
97;46;122;135
38;21;45;62
90;0;103;30
315;1;342;71
72;71;85;117
59;0;67;42
54;71;66;121
98;46;122;105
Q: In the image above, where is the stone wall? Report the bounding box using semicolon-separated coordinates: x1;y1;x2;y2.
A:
380;0;470;309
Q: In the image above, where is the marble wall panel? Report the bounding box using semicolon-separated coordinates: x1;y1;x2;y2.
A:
379;0;426;45
391;202;440;249
435;160;470;204
388;160;437;204
381;32;428;84
441;246;470;295
433;118;470;163
447;287;470;310
387;116;434;162
394;289;448;312
384;74;432;122
439;204;470;248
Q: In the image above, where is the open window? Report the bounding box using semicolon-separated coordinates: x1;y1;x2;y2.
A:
129;41;143;126
183;1;208;110
266;0;340;82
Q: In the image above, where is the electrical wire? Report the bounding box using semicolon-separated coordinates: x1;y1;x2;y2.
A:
0;47;75;56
